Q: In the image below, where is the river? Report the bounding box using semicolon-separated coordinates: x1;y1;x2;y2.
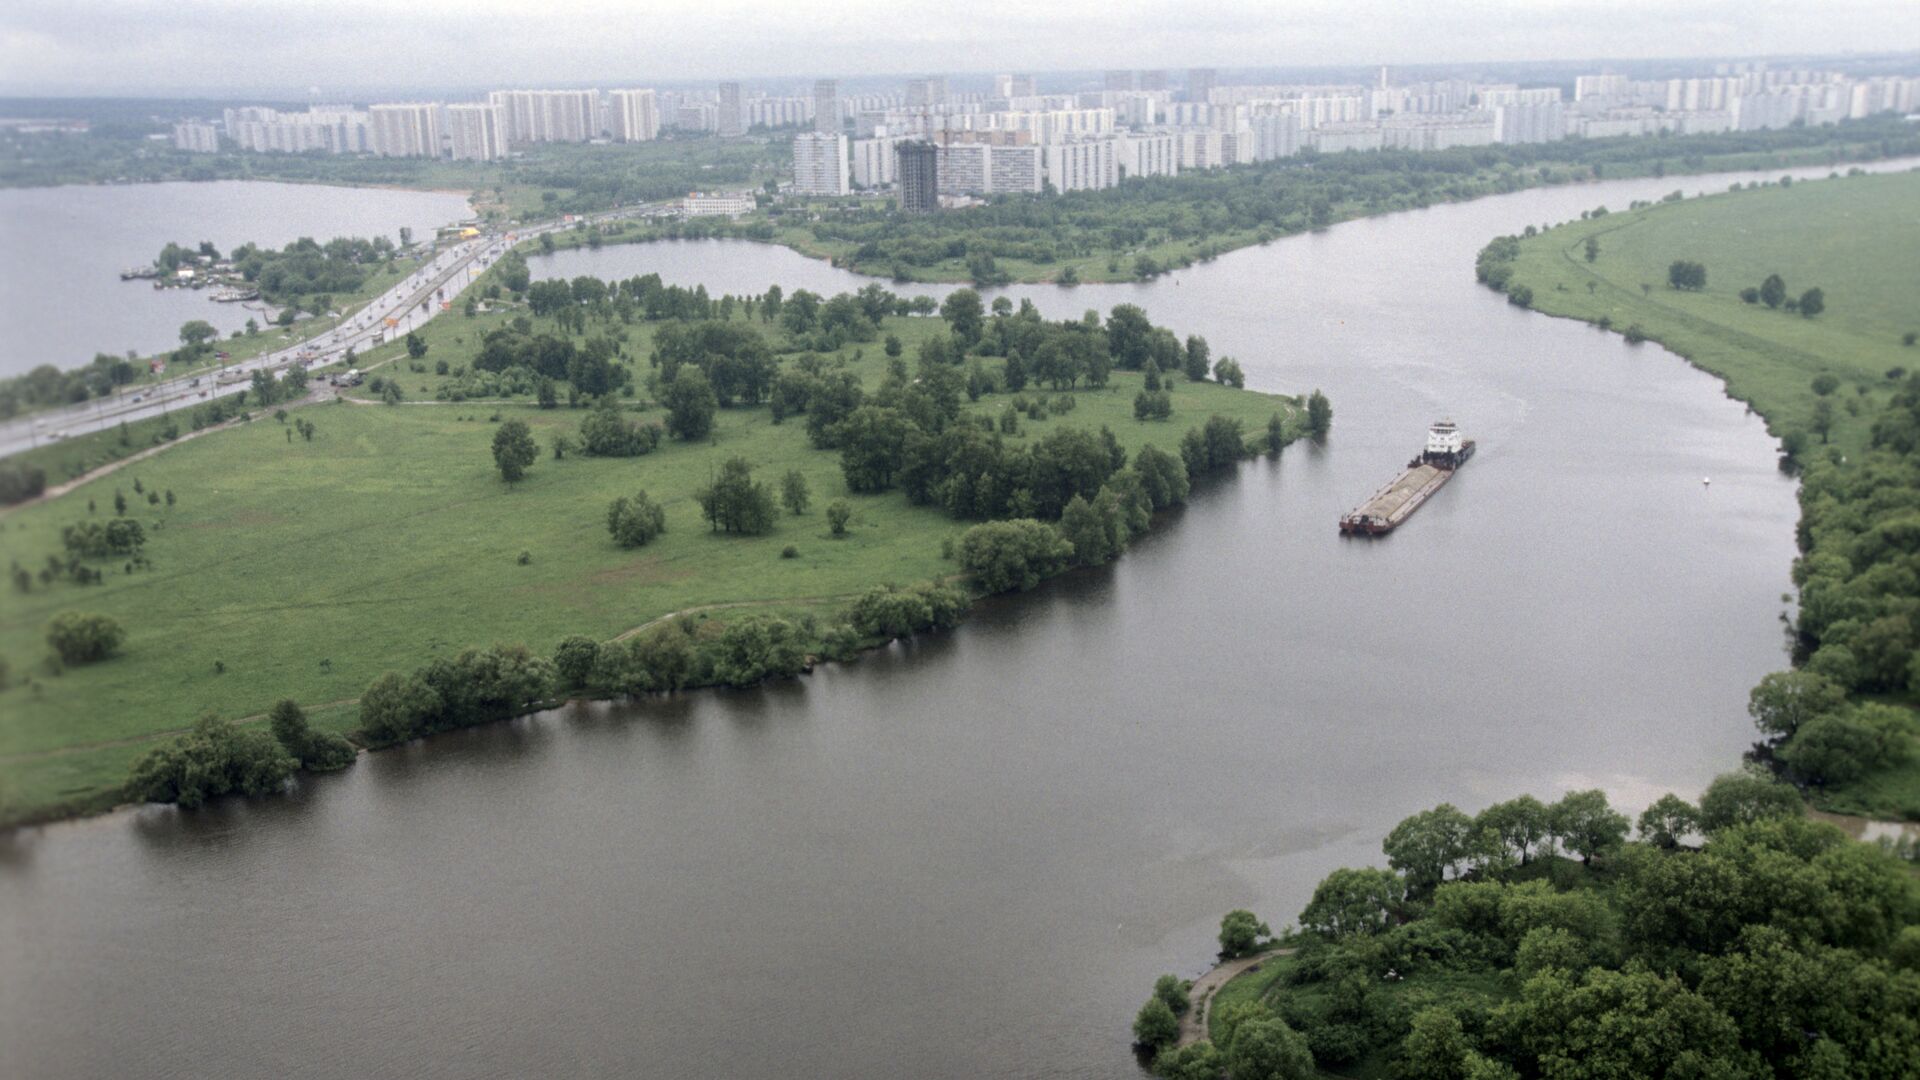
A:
1;162;1844;1079
0;181;472;378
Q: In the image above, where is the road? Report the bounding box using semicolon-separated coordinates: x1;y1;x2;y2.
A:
0;205;658;460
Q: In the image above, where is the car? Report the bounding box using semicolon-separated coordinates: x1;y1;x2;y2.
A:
131;395;144;403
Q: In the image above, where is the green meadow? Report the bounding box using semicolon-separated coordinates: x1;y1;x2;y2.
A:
1495;168;1920;456
0;302;1299;824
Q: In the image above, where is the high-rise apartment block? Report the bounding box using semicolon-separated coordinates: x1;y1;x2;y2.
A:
368;104;442;158
717;83;745;137
444;103;507;160
813;79;841;134
791;132;850;195
172;122;220;153
1138;70;1168;92
608;89;661;142
488;90;599;144
906;77;948;108
1186;68;1217;104
895;141;939;212
1104;70;1136;93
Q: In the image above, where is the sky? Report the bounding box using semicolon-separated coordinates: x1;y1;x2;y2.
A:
2;0;1918;98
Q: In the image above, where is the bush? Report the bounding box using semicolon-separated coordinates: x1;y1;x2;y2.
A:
46;611;125;665
827;500;852;536
1133;996;1179;1050
957;519;1072;593
126;714;296;808
845;582;967;639
267;699;356;771
781;545;799;559
607;490;668;548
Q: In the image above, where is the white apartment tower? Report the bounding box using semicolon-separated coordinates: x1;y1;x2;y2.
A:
445;103;507;161
791;132;850;195
609;89;661;142
718;83;745;137
488;90;599;144
368;104;442;158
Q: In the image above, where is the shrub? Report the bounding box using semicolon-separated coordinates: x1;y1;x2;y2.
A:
126;714;296;808
267;699;356;771
781;545;799;559
958;519;1072;593
606;491;668;548
827;500;852;536
46;612;125;666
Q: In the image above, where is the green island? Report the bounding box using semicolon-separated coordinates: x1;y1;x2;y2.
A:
0;260;1317;825
1135;165;1920;1080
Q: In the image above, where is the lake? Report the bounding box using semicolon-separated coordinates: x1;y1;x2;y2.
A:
0;181;472;378
0;162;1833;1079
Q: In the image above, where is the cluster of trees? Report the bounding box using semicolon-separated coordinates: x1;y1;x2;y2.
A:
1738;271;1826;317
126;714;295;809
355;644;555;748
578;397;664;457
473;324;631;398
551;615;811;696
59;518;145;559
1142;776;1920;1078
606;490;667;548
0;353;143;416
697;457;777;535
160;234;395;308
844;582;968;640
0;462;46;505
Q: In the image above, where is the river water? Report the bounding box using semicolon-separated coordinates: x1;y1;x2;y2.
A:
3;162;1856;1079
0;181;472;378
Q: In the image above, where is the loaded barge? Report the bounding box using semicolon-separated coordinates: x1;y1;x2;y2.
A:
1338;420;1475;536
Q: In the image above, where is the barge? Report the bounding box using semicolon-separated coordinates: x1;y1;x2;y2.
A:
1338;420;1475;536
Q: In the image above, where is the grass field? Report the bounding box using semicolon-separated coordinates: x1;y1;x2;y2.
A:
1498;169;1920;457
0;306;1300;824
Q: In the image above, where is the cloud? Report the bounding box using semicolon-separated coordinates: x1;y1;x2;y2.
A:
2;0;1916;97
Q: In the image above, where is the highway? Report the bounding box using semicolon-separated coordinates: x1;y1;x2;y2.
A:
0;206;652;461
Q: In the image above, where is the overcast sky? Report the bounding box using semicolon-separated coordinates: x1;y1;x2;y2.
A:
3;0;1918;98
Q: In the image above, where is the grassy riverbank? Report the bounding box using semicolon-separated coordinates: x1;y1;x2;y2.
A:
1486;167;1920;821
0;295;1303;825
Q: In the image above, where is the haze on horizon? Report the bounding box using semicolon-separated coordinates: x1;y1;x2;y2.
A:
3;0;1918;99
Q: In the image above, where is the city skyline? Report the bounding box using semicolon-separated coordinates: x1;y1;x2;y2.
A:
4;0;1919;97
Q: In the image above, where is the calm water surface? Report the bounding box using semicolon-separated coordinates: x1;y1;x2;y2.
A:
7;162;1862;1079
0;181;471;376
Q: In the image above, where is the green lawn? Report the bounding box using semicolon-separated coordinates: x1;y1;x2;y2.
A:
1499;169;1920;457
0;309;1298;824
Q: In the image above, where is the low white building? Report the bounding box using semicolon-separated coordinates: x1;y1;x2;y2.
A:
682;191;756;217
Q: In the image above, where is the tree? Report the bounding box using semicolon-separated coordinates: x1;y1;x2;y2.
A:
1152;1043;1224;1080
1811;374;1840;397
780;470;811;515
126;714;296;809
1746;669;1845;740
46;611;125;665
1299;867;1404;938
1476;794;1550;864
1798;287;1825;318
826;500;852;536
1550;789;1629;865
552;635;601;689
1781;706;1911;785
1759;273;1786;309
178;320;217;349
606;491;667;547
1152;974;1191;1016
1401;1008;1473;1080
405;332;428;359
940;288;985;347
1213;358;1245;388
1696;769;1801;832
1637;793;1701;849
1227;1017;1315;1080
1183;334;1211;381
1133;996;1179;1050
664;366;719;441
1218;908;1270;958
1583;236;1600;263
1667;260;1707;291
1384;804;1475;892
697;457;776;535
491;419;538;485
1306;390;1332;438
267;698;355;770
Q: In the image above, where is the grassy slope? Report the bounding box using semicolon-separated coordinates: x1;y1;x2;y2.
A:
0;309;1297;824
1502;169;1920;817
1502;169;1920;457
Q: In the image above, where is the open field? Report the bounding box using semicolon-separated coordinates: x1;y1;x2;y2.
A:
0;304;1299;824
1496;168;1920;456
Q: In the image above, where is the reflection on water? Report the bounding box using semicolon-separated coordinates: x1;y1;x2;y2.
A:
8;159;1906;1080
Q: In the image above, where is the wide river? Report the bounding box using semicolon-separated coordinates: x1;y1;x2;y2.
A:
4;162;1845;1079
0;181;471;377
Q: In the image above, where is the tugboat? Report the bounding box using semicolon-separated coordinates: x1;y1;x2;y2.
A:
1339;420;1476;536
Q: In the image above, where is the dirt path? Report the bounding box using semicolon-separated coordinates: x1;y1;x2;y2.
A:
1178;947;1294;1048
